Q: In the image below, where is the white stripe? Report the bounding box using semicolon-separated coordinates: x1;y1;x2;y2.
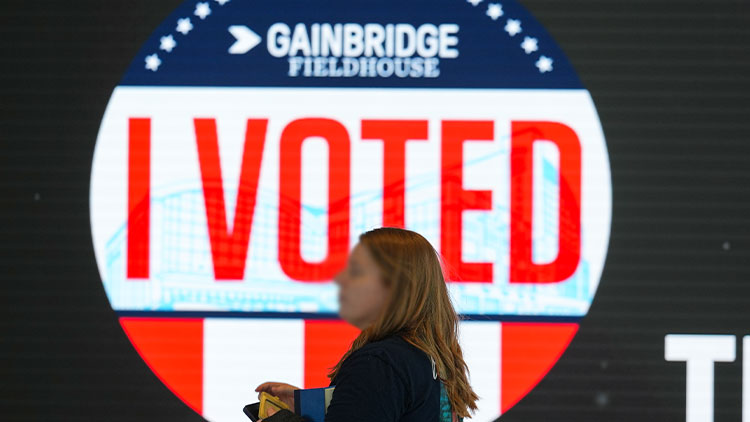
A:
203;318;305;422
458;321;501;421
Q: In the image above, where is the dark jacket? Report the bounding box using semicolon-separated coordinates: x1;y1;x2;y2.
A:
263;334;441;422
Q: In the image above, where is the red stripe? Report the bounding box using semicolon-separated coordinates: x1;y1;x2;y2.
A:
501;322;578;412
303;320;360;388
120;317;204;414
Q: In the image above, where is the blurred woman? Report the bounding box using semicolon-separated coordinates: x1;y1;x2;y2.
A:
255;227;478;421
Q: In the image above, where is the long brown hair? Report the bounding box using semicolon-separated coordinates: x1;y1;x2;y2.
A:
327;227;478;418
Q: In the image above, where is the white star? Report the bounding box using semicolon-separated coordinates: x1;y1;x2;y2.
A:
176;18;193;35
536;55;553;73
486;3;503;20
214;0;230;4
520;36;538;54
504;19;522;36
467;0;483;6
194;2;211;20
159;34;177;52
144;54;161;72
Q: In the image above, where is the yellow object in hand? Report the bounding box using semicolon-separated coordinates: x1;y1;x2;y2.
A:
258;391;290;418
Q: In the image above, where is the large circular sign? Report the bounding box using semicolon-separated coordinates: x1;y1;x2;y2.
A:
90;0;611;420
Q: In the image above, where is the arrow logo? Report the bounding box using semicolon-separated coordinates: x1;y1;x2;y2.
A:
228;25;262;54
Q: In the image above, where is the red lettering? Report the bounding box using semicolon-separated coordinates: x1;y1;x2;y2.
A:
440;120;494;282
133;117;583;286
510;121;581;283
361;119;428;228
195;118;268;280
278;118;351;282
127;117;150;280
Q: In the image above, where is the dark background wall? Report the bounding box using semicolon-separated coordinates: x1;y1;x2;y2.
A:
2;1;750;421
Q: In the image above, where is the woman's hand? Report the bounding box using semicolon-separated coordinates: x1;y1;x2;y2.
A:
254;381;300;410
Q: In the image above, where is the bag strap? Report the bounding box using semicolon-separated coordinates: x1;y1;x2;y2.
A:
439;379;464;422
